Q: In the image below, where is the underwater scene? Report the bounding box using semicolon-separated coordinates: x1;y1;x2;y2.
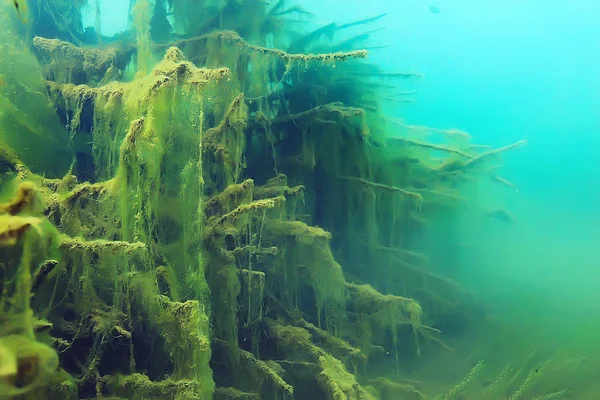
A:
0;0;598;399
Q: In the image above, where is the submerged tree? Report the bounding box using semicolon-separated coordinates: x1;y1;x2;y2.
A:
2;1;585;400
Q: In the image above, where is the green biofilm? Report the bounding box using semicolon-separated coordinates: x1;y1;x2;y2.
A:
0;0;584;399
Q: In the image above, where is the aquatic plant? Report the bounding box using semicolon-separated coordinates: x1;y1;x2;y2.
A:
3;1;593;400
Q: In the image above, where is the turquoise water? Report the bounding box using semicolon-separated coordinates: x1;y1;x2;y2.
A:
295;0;600;354
2;0;598;398
59;0;600;379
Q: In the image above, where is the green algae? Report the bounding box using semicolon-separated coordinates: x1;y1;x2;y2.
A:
2;2;584;400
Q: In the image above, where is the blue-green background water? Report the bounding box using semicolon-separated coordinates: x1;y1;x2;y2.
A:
87;0;599;360
296;0;600;353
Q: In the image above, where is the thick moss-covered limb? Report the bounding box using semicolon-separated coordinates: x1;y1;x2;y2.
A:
202;93;249;193
345;282;430;361
45;46;229;155
44;80;116;108
239;350;294;398
253;185;304;207
46;47;229;100
59;237;146;256
164;30;368;63
252;174;305;200
316;352;376;400
124;277;212;396
212;196;285;227
293;317;367;366
262;220;347;330
337;176;423;200
266;319;374;400
47;179;121;240
155;47;230;86
211;339;294;399
32;36;134;85
348;279;453;354
0;146;32;179
151;297;213;388
262;219;331;250
45;235;149;359
103;373;205;400
204;93;247;143
345;283;423;330
58;180;115;210
267;295;366;367
204;179;255;220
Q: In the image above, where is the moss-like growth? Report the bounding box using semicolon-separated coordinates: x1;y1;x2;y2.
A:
0;1;551;400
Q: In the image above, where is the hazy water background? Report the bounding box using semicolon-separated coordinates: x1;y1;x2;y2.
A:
86;0;600;353
298;0;600;354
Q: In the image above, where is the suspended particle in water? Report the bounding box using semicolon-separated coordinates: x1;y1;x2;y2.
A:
12;0;29;23
429;4;441;14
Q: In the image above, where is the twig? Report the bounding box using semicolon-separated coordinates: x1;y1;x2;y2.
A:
388;137;473;158
464;140;527;169
337;176;423;200
161;30;368;63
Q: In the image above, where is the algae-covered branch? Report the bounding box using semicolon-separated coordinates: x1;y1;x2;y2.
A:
0;1;531;399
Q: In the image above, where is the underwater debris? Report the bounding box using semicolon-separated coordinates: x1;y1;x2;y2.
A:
490;174;517;190
429;5;442;14
485;208;516;224
11;0;29;24
31;260;58;291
